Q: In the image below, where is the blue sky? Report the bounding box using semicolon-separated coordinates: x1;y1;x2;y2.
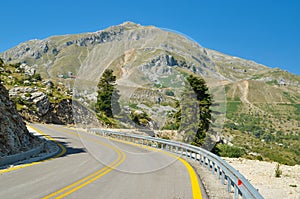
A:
1;0;299;75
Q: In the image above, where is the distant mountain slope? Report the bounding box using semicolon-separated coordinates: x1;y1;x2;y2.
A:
1;22;299;165
1;22;299;85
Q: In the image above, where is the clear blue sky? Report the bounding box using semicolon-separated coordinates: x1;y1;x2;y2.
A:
1;0;299;75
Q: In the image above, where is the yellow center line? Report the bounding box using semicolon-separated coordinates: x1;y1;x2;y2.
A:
42;126;126;199
55;151;126;199
42;151;122;199
0;125;66;175
100;135;203;199
46;125;202;199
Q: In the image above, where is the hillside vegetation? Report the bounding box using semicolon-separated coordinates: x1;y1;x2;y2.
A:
0;22;299;165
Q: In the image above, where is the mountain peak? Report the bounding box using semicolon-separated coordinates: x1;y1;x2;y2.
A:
120;21;141;27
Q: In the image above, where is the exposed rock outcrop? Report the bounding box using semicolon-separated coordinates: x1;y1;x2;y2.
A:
38;99;99;127
9;87;51;116
0;83;41;157
10;86;99;127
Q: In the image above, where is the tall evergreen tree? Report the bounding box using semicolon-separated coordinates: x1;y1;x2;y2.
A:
96;69;120;118
186;74;212;146
0;58;4;67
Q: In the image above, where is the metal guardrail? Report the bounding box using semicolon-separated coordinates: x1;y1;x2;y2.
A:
88;128;264;199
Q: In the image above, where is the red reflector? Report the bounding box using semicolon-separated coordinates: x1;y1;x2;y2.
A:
238;179;242;186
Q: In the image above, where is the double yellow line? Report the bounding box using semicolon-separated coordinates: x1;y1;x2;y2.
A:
42;126;126;199
101;134;203;199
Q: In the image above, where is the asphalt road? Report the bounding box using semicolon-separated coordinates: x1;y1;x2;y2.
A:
0;124;204;199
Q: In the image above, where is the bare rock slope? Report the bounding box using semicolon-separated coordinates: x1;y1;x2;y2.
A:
0;83;40;156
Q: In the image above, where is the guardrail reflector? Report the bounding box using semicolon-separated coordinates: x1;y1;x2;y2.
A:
238;179;242;186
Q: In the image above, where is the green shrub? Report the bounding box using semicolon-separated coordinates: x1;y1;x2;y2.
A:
24;93;31;98
213;144;245;158
161;135;170;140
33;73;42;81
165;90;175;96
256;155;263;161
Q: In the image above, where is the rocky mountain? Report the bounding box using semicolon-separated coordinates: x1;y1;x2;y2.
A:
0;22;299;165
0;61;99;127
1;22;298;84
0;82;41;157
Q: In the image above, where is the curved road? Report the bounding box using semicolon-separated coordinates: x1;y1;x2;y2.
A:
0;124;205;199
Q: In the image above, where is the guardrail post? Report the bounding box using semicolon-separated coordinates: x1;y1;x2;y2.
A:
212;162;215;174
221;172;225;185
227;178;232;193
161;143;164;149
207;159;210;170
176;147;178;154
217;166;220;179
234;184;239;199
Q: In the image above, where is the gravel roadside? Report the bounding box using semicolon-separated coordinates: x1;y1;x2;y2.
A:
222;158;300;199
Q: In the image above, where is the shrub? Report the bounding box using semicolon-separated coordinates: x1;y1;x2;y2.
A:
165;90;175;96
256;155;263;161
161;135;170;140
31;73;42;81
24;93;31;98
213;144;245;158
275;163;282;178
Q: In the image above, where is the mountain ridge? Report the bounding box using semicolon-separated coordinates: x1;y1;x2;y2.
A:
1;22;299;165
1;21;298;87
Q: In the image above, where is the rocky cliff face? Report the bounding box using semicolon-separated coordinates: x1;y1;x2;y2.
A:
10;87;99;127
0;83;40;156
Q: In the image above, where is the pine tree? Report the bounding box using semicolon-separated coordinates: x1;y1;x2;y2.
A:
96;69;120;119
185;74;212;146
0;58;4;67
